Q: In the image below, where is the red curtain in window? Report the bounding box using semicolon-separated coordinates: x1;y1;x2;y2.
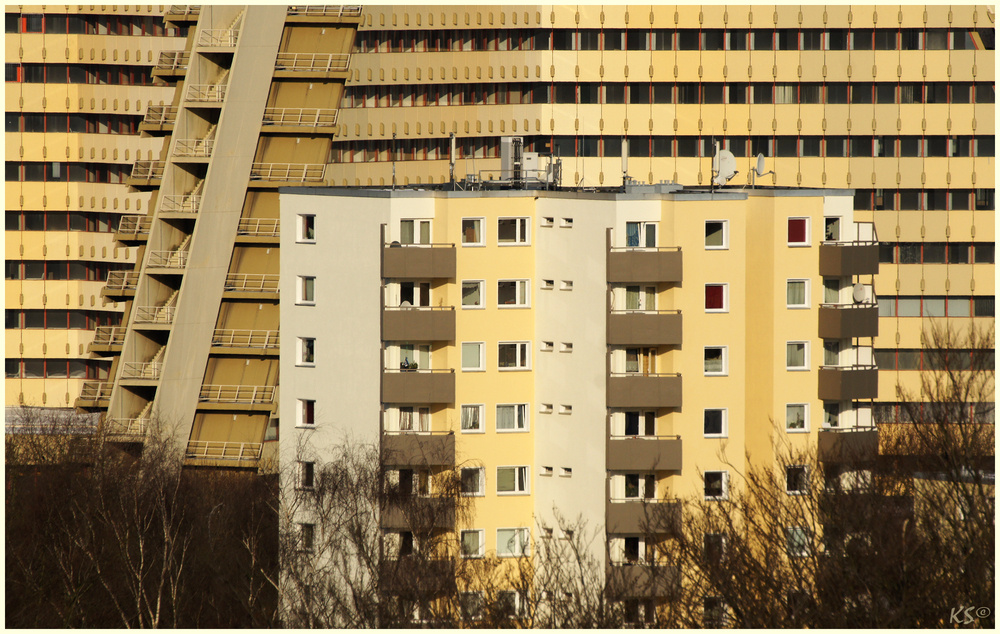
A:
705;285;725;310
788;218;807;243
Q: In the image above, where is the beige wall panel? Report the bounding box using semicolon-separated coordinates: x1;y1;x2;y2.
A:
972;266;994;295
190;413;267;444
280;25;354;55
241;191;279;220
16;132;162;163
215;301;279;331
13;83;174;113
895;265;924;295
228;245;279;275
254;135;329;164
269;81;343;110
203;357;277;386
895;158;925;189
972;105;995;135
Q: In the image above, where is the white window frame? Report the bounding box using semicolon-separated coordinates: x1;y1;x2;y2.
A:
786;527;811;557
786;341;810;371
400;218;431;245
298;337;316;366
461;529;485;558
461;342;485;372
703;408;728;438
297;275;316;305
461;217;485;246
704;346;728;376
785;465;809;495
498;341;531;371
460;467;485;497
299;461;315;489
299;522;315;551
704;470;729;500
705;219;729;249
497;279;530;308
786;403;809;433
497;217;530;245
496;403;529;432
298;214;316;243
624;220;658;248
705;283;729;313
496;465;530;495
787;216;810;247
297;398;315;427
460;404;484;433
786;279;809;309
496;590;527;618
459;591;484;621
461;279;485;309
496;527;530;558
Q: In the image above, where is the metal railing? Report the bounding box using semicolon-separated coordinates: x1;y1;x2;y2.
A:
610;308;682;315
186;84;227;102
249;163;326;182
155;50;189;70
117;215;152;235
121;362;162;380
198;28;240;47
142;106;178;126
147;250;189;269
80;382;113;400
287;5;362;17
609;371;682;378
92;326;126;346
224;274;280;293
130;161;166;180
610;245;682;252
159;194;201;214
105;417;149;438
166;5;201;17
274;53;351;72
134;305;176;324
236;218;280;238
185;440;262;462
262;108;339;127
608;433;683;440
174;138;215;158
211;329;280;349
198;385;275;404
105;270;138;291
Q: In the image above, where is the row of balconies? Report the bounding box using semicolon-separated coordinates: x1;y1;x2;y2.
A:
79;382;275;410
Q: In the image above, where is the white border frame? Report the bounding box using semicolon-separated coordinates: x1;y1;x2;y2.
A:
786;279;810;309
496;527;530;558
461;279;485;309
705;283;729;313
460;403;485;434
703;408;728;438
460;217;486;247
704;346;728;376
297;275;316;305
498;341;531;371
785;403;810;433
497;216;531;246
495;403;529;432
705;219;729;250
461;341;485;372
786;341;810;371
787;216;811;247
460;466;485;497
496;465;530;495
497;279;530;308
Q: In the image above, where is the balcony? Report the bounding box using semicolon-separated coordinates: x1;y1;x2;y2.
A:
184;440;262;466
261;107;339;131
382;244;456;280
89;327;125;354
223;274;280;298
818;304;879;339
381;495;456;531
607;435;682;471
147;250;189;270
605;563;679;598
77;382;112;408
159;194;201;215
607;247;682;284
173;138;214;160
115;215;152;242
139;106;178;134
819;242;879;277
818;427;879;463
287;5;363;18
607;373;682;409
273;53;351;77
120;361;162;381
101;271;138;299
382;431;456;467
248;163;325;186
235;218;280;243
210;329;279;355
383;307;455;342
379;557;455;598
197;385;275;411
185;84;227;104
134;305;176;326
104;417;148;441
607;310;682;347
197;28;240;48
383;369;455;405
165;5;200;21
127;161;165;187
606;498;682;536
151;50;189;79
818;365;878;401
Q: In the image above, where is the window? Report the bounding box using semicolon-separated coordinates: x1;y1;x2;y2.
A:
786;466;808;494
496;404;528;431
703;597;727;628
461;529;485;558
497;591;526;619
541;279;555;290
704;471;728;500
461;342;484;371
461;467;484;496
400;218;430;244
704;347;728;375
497;466;529;494
497;217;529;244
497;280;529;307
300;523;315;551
298;214;315;242
787;217;809;246
623;285;657;311
705;220;728;248
299;338;316;365
786;527;811;557
298;276;315;305
300;461;315;489
705;284;728;312
461;218;483;245
461;280;484;308
559;280;573;290
824;217;841;241
786;342;809;370
823;402;840;428
704;534;727;564
786;404;808;432
461;404;483;432
704;409;727;437
496;528;530;557
299;399;315;426
560;217;574;228
787;280;809;308
498;342;530;370
625;221;657;248
460;592;484;621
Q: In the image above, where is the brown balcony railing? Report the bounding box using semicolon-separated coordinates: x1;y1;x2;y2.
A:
382;431;456;467
381;495;456;531
606;498;682;536
608;247;683;283
607;373;682;409
262;107;339;127
818;365;878;401
605;563;680;598
383;306;456;342
818;426;879;462
274;53;350;73
819;242;879;277
606;434;682;471
607;310;682;347
382;243;457;279
818;303;879;339
382;369;456;405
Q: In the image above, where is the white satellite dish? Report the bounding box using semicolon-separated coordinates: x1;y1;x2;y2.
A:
712;149;738;186
749;153;775;188
852;283;866;304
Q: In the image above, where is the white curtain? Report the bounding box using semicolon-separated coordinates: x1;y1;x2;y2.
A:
787;281;806;306
496;405;515;430
461;406;480;431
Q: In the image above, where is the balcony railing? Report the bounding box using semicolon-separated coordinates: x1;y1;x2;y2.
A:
249;163;325;182
607;309;683;347
174;138;215;158
382;243;457;279
607;247;683;283
197;28;240;47
607;372;683;409
104;417;148;439
818;302;879;339
606;497;682;536
105;271;138;292
92;326;126;347
274;53;351;73
142;105;178;127
186;84;227;102
287;5;363;17
117;215;152;236
130;161;166;180
155;50;189;71
382;431;456;467
185;440;262;463
79;382;113;401
211;329;280;349
819;241;879;277
382;369;456;405
147;250;189;269
383;306;456;342
198;385;275;404
166;5;201;18
159;194;201;214
818;365;878;401
121;362;162;380
224;274;280;293
134;305;176;324
818;426;879;462
236;218;280;238
262;108;339;127
606;434;682;471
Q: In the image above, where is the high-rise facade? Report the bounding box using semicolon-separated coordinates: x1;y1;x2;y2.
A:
5;7;184;419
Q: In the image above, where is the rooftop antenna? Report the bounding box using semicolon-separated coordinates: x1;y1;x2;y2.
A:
711;143;738;188
748;153;775;189
449;132;456;189
621;136;629;186
391;132;397;190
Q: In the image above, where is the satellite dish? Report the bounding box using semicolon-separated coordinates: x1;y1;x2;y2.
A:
712;149;738;186
400;300;412;308
755;153;766;175
852;283;866;304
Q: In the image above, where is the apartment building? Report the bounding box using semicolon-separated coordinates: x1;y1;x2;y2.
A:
278;182;879;610
5;6;184;420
